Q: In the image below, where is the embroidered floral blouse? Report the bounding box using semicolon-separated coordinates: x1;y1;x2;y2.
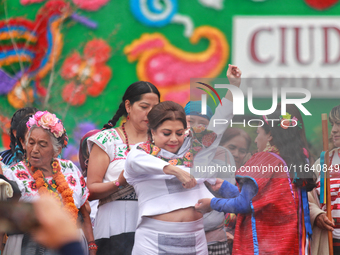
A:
3;158;89;208
87;128;130;183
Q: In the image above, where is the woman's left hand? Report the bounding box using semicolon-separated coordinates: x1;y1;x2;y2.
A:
195;198;212;214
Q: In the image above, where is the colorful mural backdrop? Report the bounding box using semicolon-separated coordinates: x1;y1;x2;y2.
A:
0;0;340;163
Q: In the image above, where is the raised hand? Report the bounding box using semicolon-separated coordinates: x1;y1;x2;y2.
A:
226;64;242;87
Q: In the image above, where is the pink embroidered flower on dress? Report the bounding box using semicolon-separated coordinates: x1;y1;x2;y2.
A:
202;133;217;147
15;170;29;180
184;161;193;167
80;176;86;188
67;175;77;186
138;143;151;154
28;181;38;191
151;146;161;156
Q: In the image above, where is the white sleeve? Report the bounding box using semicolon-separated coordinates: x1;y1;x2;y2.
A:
87;129;118;161
124;146;170;183
207;98;233;136
193;98;233;171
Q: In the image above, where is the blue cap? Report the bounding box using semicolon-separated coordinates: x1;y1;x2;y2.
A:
184;101;213;120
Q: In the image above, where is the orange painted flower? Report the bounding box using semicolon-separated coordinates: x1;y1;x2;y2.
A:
7;79;34;109
61;39;112;106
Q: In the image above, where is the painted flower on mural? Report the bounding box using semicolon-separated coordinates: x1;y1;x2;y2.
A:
124;26;229;106
21;0;110;11
304;0;338;10
61;39;112;106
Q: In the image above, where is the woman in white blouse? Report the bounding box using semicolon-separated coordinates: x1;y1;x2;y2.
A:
124;65;241;255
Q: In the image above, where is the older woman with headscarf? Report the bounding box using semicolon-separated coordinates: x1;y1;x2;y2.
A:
0;111;96;255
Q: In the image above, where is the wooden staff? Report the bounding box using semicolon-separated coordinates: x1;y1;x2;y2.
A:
322;113;333;255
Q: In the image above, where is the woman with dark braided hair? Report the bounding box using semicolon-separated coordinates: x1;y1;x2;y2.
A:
196;105;316;255
0;107;37;165
86;81;160;255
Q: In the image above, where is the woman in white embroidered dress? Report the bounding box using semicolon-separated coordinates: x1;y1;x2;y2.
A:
86;81;160;255
0;111;93;255
124;68;241;254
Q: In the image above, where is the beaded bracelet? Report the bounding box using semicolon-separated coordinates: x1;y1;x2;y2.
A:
88;241;98;250
113;180;124;189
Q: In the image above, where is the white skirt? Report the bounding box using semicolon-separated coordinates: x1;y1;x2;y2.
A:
93;200;138;239
133;217;208;255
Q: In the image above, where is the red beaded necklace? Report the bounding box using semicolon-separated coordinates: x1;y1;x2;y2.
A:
122;122;130;152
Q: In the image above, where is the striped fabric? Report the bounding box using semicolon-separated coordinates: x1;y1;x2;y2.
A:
0;149;13;165
232;151;299;255
316;148;340;239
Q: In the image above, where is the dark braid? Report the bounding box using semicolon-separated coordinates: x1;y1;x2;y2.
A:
103;102;126;129
9;107;38;153
103;81;160;130
9;116;31;164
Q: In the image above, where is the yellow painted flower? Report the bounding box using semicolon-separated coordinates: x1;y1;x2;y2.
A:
52;184;57;189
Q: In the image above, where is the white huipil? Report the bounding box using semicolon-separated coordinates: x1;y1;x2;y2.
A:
124;98;233;254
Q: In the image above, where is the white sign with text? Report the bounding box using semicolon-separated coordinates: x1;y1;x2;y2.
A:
233;16;340;97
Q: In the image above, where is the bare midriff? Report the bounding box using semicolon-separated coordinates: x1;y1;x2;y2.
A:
149;207;202;222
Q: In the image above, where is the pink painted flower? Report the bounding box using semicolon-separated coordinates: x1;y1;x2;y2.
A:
72;0;110;11
21;0;110;11
15;170;29;180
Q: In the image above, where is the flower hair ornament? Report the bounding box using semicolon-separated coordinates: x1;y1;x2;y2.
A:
26;111;68;146
278;113;302;130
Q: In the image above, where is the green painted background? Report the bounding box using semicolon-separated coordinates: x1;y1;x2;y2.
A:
0;0;339;157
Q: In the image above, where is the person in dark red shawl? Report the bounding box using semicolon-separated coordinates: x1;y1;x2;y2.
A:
196;105;316;255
